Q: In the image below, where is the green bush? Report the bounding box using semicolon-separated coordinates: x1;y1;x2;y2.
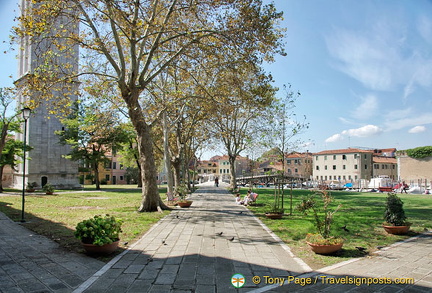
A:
42;183;55;193
74;215;122;246
384;193;408;226
406;146;432;159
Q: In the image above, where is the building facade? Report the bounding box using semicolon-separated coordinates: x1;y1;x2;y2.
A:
372;156;397;180
285;152;313;180
397;151;432;188
313;148;374;183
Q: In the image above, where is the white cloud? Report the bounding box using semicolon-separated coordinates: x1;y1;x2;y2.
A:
325;133;343;143
408;125;426;133
325;125;382;143
418;15;432;45
326;15;432;96
325;28;396;91
341;125;382;137
385;113;432;131
351;94;378;120
385;107;412;120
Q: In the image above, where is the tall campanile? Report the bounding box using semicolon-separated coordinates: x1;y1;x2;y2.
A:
14;0;80;189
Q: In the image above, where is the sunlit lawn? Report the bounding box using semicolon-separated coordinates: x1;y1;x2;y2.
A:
241;187;431;268
0;185;170;261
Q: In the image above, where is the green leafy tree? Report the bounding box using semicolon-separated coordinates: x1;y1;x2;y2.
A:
57;102;129;190
0;88;24;192
209;63;278;189
0;139;27;192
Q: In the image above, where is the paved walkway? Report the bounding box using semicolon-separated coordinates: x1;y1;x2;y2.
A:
0;212;104;292
1;183;431;292
75;183;310;292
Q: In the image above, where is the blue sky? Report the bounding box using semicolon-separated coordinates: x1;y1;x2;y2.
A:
1;1;431;158
266;0;432;154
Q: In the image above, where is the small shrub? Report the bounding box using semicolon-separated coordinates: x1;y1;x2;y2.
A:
26;182;38;191
74;215;122;246
42;183;55;194
384;193;408;226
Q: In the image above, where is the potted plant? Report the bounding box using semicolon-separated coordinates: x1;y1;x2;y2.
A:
74;214;122;254
42;183;55;195
297;189;343;254
175;185;193;208
26;182;37;192
383;193;411;235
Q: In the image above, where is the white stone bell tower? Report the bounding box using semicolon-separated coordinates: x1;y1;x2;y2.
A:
14;0;80;189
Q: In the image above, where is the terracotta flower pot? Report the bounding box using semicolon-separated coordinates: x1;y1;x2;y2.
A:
383;224;410;235
178;201;193;208
307;241;343;254
82;240;119;255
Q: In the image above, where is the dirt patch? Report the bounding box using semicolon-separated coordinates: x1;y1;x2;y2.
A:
85;197;110;200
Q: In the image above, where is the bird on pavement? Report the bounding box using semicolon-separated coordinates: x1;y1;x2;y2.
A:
229;237;234;241
355;246;367;252
216;232;223;236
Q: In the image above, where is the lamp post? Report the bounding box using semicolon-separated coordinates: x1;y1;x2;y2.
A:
21;107;31;223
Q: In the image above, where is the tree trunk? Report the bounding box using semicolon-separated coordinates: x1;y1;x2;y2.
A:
163;112;174;196
136;122;169;211
94;164;100;190
172;158;181;190
0;123;9;193
0;165;4;193
136;164;142;188
130;140;142;188
229;155;237;190
126;96;168;212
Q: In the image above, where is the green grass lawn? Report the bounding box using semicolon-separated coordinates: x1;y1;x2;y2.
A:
242;187;432;269
0;185;169;261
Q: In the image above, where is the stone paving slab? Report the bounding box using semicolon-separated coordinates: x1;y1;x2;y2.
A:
77;184;311;292
0;212;105;293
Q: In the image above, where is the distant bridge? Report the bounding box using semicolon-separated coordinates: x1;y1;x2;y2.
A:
235;174;306;185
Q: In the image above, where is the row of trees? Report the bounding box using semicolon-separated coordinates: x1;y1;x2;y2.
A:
13;0;306;212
